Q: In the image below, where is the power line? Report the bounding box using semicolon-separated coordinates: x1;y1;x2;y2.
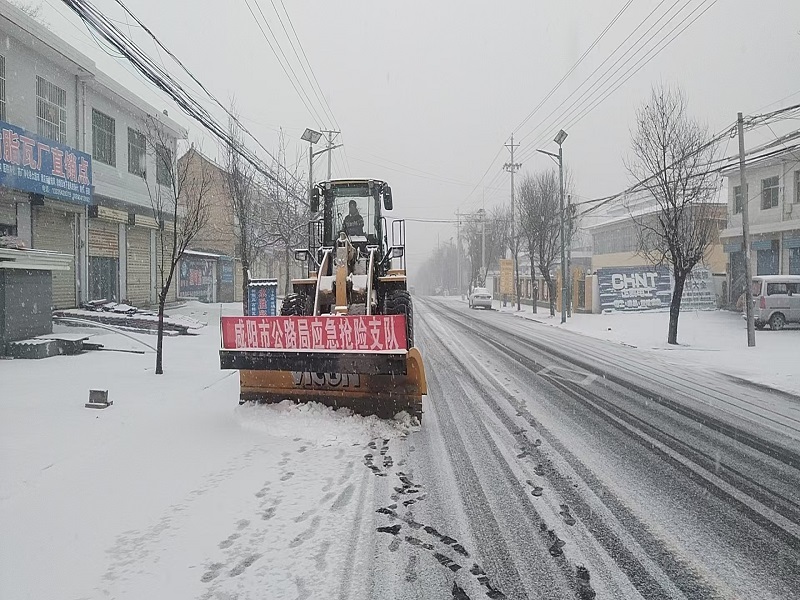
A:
544;0;720;151
275;0;340;130
517;0;712;163
243;0;326;127
513;0;635;134
62;0;307;201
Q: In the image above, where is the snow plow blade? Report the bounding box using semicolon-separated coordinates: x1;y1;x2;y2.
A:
219;315;427;420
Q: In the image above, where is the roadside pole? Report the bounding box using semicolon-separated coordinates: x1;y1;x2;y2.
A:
737;112;756;347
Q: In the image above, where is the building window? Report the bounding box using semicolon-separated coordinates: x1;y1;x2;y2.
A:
0;55;6;121
127;128;146;177
156;144;171;187
761;176;779;210
795;171;800;204
92;109;116;166
36;76;67;144
733;185;746;214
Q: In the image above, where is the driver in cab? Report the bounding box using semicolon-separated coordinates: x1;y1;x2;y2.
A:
342;200;365;237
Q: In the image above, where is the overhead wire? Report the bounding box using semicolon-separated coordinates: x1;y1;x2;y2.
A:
273;0;340;130
512;0;636;134
62;0;307;201
518;0;714;162
547;0;720;150
243;0;326;127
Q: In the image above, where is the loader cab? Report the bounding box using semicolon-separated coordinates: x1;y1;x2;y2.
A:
312;179;393;251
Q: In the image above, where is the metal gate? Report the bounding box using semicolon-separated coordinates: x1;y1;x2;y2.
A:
89;219;119;301
126;226;151;306
32;204;77;308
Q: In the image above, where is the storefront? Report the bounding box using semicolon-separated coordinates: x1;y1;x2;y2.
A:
1;119;93;309
87;207;123;302
178;250;218;303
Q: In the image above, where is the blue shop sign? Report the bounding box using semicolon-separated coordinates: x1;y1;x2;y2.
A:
0;120;92;204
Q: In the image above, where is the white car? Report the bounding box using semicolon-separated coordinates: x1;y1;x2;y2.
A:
469;287;493;309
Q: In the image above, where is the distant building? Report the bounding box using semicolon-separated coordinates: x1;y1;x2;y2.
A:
0;1;185;308
583;191;727;311
719;147;800;304
178;148;303;303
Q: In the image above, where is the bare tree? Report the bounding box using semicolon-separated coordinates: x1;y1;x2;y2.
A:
518;171;562;316
260;132;308;294
222;106;258;314
627;85;718;345
463;206;510;289
144;117;212;374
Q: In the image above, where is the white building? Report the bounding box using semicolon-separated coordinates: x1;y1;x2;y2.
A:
0;0;186;308
719;147;800;302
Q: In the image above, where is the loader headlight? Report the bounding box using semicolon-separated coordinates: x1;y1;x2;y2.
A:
391;247;404;258
294;249;309;262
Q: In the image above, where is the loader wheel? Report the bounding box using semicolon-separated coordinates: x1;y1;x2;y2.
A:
280;292;311;316
385;290;414;348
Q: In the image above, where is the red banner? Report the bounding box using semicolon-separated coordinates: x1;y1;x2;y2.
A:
221;315;407;351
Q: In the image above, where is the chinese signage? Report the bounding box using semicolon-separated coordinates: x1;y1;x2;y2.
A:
221;315;408;352
179;257;215;301
0;120;92;204
597;266;671;312
220;259;234;284
499;259;514;295
247;282;277;316
676;267;716;311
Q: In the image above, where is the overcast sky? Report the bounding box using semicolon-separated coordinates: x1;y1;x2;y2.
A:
39;0;800;272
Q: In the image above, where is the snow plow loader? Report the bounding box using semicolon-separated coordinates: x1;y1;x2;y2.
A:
219;179;427;420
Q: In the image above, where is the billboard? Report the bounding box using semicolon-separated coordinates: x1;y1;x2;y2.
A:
499;259;514;295
676;267;716;310
179;256;215;301
596;266;671;312
220;315;407;351
247;281;277;316
0;120;92;204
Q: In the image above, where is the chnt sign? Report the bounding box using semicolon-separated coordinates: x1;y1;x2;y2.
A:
597;266;671;312
499;258;514;295
220;315;407;352
0;120;92;204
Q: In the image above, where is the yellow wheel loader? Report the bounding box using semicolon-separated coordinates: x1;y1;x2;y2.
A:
219;179;427;420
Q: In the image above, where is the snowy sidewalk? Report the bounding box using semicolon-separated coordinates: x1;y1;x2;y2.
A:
444;296;799;396
513;306;800;396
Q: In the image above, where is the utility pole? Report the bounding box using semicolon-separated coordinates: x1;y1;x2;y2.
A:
504;134;522;310
737;112;756;347
566;194;572;318
322;130;340;180
456;209;462;299
479;208;486;286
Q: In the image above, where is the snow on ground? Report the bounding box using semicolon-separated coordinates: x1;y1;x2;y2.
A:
458;297;800;396
0;302;403;600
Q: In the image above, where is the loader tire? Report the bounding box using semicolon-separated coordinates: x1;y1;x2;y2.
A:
385;290;414;348
280;292;311;316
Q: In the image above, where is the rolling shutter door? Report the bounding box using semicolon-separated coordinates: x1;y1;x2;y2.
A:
88;220;119;258
0;199;16;227
126;226;151;306
33;206;77;309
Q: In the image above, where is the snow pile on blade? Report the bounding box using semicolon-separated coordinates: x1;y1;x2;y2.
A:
235;400;418;445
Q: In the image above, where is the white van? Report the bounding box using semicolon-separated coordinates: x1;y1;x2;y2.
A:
750;275;800;330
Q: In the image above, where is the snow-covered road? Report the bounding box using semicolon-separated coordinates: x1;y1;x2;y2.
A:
1;299;798;599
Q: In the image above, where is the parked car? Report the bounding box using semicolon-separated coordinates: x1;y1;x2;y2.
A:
469;287;493;309
750;275;800;330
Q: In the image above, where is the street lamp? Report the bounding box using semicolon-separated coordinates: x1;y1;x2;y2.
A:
301;128;322;204
537;128;568;324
